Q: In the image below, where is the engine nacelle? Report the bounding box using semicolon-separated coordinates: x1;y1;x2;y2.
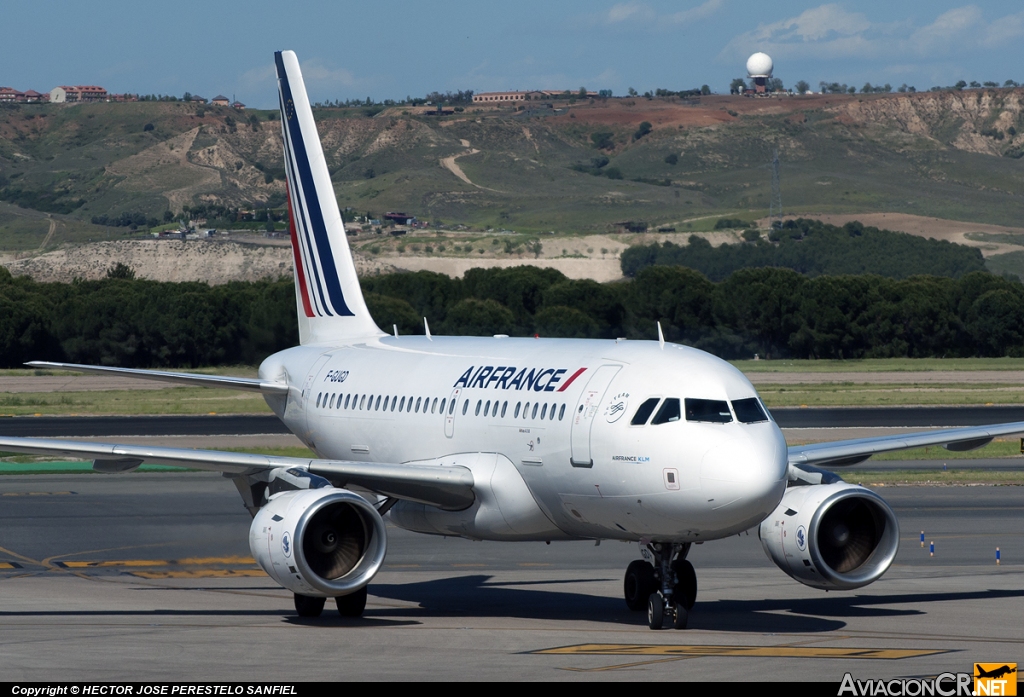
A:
759;482;899;590
250;488;387;597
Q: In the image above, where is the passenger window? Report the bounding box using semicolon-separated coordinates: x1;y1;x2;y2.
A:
360;395;367;410
531;403;539;419
558;404;565;420
549;403;556;420
501;401;507;418
540;404;547;420
462;400;469;416
485;400;491;416
375;395;381;411
523;402;530;418
732;397;768;423
631;398;660;426
316;393;322;408
651;398;681;425
431;398;438;414
515;402;521;418
337;394;343;409
398;396;405;412
684;398;733;424
415;397;422;413
475;400;482;416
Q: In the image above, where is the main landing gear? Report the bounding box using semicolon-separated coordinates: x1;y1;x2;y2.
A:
623;542;696;630
293;586;368;618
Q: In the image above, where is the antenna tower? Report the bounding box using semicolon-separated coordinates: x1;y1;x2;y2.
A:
769;149;782;229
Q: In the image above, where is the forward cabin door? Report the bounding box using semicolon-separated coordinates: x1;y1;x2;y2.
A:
569;365;620;467
444;388;461;438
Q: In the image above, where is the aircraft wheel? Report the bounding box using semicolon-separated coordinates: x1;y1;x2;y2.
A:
335;586;368;617
624;560;656;611
672;603;689;630
294;593;326;618
647;593;665;630
672;558;697;610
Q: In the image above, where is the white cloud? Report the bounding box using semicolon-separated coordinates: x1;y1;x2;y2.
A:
298;58;356;87
982;11;1024;47
908;6;982;55
599;0;723;27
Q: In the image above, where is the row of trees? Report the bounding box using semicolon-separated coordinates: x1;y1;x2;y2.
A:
621;219;986;281
4;262;1024;367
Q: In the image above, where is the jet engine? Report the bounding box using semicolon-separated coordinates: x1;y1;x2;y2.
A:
250;487;387;597
759;482;899;590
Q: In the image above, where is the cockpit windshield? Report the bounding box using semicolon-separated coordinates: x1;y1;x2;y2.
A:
732;397;769;423
684;398;733;423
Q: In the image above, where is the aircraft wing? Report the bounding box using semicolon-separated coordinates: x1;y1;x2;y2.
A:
0;437;475;510
787;421;1024;467
25;361;288;395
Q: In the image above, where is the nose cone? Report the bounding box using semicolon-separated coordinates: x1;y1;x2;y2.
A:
700;425;788;531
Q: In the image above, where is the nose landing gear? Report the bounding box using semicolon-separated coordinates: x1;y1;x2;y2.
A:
623;542;697;629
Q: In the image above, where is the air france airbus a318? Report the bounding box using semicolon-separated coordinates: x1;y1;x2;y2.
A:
5;51;1024;629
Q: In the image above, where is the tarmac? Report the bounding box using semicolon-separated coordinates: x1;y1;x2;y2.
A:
0;472;1020;681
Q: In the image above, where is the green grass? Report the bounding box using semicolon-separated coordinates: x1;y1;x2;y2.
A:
842;470;1024;486
733;357;1024;373
758;382;1024;407
0;387;270;415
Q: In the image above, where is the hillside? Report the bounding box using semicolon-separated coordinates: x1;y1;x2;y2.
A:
4;89;1024;270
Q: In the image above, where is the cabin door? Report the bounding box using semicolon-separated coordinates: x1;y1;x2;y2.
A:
444;388;461;438
569;365;620;467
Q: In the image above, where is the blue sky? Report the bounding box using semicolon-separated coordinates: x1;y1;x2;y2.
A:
5;1;1024;108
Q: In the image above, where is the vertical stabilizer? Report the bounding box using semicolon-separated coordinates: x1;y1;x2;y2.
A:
275;50;383;344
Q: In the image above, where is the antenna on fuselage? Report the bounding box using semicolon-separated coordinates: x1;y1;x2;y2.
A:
424;317;432;340
393;324;399;338
657;321;665;350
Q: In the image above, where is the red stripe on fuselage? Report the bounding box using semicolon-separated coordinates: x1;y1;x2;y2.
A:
287;190;315;318
557;367;587;392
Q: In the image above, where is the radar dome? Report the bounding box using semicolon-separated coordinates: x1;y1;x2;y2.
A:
746;52;773;78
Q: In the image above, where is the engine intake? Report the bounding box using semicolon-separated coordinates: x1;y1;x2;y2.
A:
250;487;387;597
759;482;899;590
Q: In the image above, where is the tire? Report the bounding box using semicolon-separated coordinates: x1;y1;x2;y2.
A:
647;592;664;630
672;558;697;610
624;560;656;612
672;603;688;630
294;593;326;618
335;586;368;617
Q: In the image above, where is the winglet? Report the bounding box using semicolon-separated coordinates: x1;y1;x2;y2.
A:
657;321;665;349
424;317;432;340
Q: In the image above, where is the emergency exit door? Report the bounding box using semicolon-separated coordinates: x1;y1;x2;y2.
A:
569;365;620;467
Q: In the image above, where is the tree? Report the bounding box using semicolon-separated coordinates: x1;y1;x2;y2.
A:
795;80;810;94
700;85;710;95
954;80;967;90
578;87;587;98
526;240;543;258
633;121;652;141
664;153;678;165
106;263;136;280
590;131;614;150
729;78;746;94
627;87;638;97
768;78;784;92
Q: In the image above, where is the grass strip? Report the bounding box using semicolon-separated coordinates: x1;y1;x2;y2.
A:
759;382;1024;407
0;387;271;415
843;470;1024;486
733;357;1024;373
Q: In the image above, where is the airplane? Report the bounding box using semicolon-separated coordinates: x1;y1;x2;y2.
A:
3;50;1024;630
975;666;1017;680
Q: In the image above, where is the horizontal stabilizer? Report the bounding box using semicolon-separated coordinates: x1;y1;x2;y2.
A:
25;361;288;395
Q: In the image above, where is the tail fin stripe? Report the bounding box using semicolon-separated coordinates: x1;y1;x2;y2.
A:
286;189;315;318
281;122;333;317
276;57;353;317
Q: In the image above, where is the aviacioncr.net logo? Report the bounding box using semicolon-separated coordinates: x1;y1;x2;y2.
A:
839;672;973;696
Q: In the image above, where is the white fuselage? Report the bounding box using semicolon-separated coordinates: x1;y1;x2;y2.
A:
259;335;789;544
